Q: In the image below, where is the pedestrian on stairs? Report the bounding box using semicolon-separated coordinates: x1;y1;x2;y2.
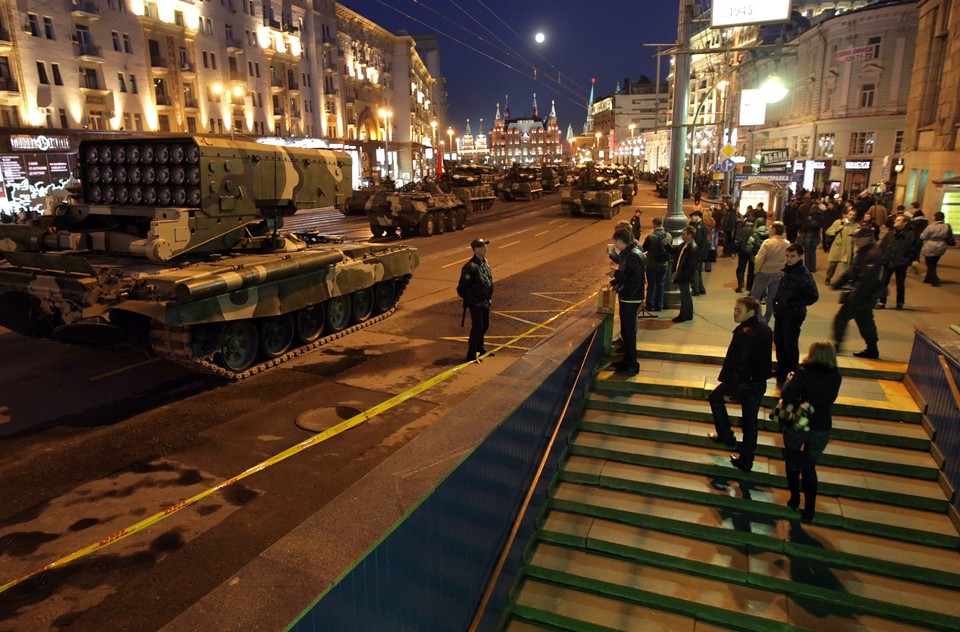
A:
781;340;843;522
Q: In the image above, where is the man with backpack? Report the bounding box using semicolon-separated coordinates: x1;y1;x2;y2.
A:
641;215;672;311
458;238;494;362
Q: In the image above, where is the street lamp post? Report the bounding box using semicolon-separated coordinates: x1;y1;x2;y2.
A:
430;119;438;177
594;132;602;162
629;123;636;167
446;127;454;165
378;108;392;180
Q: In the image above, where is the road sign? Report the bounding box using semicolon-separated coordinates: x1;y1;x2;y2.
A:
721;145;736;158
713;163;724;172
720;158;736;172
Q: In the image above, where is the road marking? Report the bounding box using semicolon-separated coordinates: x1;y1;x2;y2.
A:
492;311;558;329
499;241;521;249
0;291;597;596
548;219;563;225
90;358;160;381
557;222;569;228
534;230;550;236
441;256;472;269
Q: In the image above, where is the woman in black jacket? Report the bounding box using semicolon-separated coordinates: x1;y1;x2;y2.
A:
780;340;843;521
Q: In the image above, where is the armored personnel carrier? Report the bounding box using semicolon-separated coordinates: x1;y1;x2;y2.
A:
495;164;544;201
539;165;561;193
561;162;626;219
365;181;467;238
440;165;496;213
0;136;420;379
340;177;395;216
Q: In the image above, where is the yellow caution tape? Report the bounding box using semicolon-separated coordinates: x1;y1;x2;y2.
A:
0;292;596;595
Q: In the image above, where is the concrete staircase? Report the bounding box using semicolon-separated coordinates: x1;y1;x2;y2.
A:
501;343;960;631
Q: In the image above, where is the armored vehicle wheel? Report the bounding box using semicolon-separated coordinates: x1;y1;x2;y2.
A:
434;213;446;235
325;295;352;332
457;209;468;230
259;313;294;358
371;224;386;238
295;304;325;343
418;213;435;237
602;208;613;219
373;281;397;313
400;226;415;238
445;211;457;232
352;288;375;322
219;321;259;372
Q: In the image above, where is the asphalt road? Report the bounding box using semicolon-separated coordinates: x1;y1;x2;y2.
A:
0;185;662;630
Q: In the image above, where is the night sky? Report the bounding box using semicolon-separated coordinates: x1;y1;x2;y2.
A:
339;0;681;137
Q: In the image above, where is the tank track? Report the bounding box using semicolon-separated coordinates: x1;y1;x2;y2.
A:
150;277;410;380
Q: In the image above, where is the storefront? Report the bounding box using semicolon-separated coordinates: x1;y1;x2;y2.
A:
843;159;872;196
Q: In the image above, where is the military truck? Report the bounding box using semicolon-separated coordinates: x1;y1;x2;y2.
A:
440;165;496;213
365;181;467;238
561;162;626;219
0;136;420;378
495;164;544;201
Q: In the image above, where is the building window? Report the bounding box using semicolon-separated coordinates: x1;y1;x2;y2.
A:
123;33;132;53
129;74;138;93
37;62;49;84
868;36;882;58
849;131;876;156
59;108;68;128
859;84;876;108
158;115;170;132
118;72;127;92
52;63;62;86
27;14;40;37
123;112;131;129
894;130;904;155
112;31;121;51
816;133;835;158
134;113;143;131
82;68;99;90
43;17;55;39
88;110;104;130
210;53;217;70
248;61;254;76
187;117;197;133
202;51;209;68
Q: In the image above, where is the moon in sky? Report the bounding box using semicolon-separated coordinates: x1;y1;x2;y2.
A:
535;32;545;44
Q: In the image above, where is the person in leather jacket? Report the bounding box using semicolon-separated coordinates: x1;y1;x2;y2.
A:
610;227;646;374
772;244;819;384
831;228;883;359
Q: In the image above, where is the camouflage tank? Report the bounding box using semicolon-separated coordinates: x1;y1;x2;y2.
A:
0;136;420;379
440;165;496;213
365;181;467;238
495;164;544;201
539;165;561;193
561;162;626;219
340;177;396;216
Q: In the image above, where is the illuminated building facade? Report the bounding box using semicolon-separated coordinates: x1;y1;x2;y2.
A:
488;94;562;168
0;0;442;183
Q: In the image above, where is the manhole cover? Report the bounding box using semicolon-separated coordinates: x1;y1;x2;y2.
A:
295;405;362;432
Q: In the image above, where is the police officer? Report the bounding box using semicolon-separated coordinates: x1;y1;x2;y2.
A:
832;227;883;359
459;238;494;362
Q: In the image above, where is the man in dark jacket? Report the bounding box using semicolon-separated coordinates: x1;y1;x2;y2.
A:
690;210;708;295
641;215;671;311
877;214;919;309
611;228;645;374
671;226;697;322
772;244;819;384
459;238;494;362
708;296;773;472
832;228;883;358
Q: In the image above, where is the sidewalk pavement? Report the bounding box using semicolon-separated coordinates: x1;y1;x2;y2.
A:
636;248;960;364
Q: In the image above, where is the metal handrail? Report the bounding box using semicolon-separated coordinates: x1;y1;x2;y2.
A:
938;355;960;411
468;328;599;631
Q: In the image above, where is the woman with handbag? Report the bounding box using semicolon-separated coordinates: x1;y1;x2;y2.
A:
778;340;842;522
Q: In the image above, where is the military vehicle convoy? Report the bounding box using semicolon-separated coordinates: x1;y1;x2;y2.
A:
364;181;467;238
561;162;626;219
340;178;395;216
495;165;544;201
440;165;496;213
0;136;420;378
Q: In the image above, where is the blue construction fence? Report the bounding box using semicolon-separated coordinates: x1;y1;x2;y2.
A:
287;317;610;632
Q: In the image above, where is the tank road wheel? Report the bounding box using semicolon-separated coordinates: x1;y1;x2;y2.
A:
373;281;397;313
295;304;325;343
325;295;352;332
445;211;457;232
259;313;295;359
352;288;375;323
602;207;613;220
370;224;386;238
219;321;259;373
457;208;468;230
434;212;446;235
418;212;435;237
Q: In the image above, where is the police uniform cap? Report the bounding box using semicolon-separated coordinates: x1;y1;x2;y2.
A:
471;238;491;249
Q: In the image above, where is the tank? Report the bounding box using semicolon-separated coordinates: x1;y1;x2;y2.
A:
340;177;396;216
365;181;467;238
561;162;626;219
440;165;496;213
495;164;544;201
539;165;561;192
0;136;420;379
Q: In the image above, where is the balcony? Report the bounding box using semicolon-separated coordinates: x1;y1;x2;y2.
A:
183;97;199;110
150;56;168;73
272;106;284;116
0;76;19;95
0;25;10;53
179;61;196;76
287;79;299;92
322;36;335;48
71;0;100;19
270;77;284;92
290;108;301;119
282;22;299;34
266;18;281;30
75;42;105;62
225;37;243;53
156;94;172;106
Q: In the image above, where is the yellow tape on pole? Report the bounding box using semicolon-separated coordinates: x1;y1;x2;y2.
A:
0;292;596;595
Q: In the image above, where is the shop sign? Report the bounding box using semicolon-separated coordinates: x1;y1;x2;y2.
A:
9;135;72;152
844;160;872;170
711;0;791;27
834;46;875;65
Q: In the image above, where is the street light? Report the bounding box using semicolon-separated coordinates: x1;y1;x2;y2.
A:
594;132;602;161
629;124;636;167
430;119;438;177
761;74;789;104
446;127;454;163
379;108;392;180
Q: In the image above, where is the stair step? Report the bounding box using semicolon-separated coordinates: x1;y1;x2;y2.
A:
579;411;937;479
569;432;949;513
561;456;960;551
593;369;922;423
525;541;960;631
632;341;908;380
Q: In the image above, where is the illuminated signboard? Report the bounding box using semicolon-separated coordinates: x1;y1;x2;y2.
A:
9;135;72;152
844;160;872;170
711;0;791;28
739;89;766;126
